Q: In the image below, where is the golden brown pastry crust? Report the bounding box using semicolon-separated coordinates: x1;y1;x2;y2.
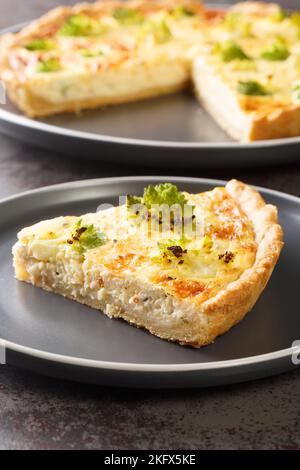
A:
231;1;281;16
197;179;284;346
246;105;300;141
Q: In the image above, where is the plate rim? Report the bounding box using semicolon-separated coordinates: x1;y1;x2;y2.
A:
0;175;299;373
2;16;300;151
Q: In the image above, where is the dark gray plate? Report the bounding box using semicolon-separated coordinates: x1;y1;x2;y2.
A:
0;176;299;388
1;13;300;168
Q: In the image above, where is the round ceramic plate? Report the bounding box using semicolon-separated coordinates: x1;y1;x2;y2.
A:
1;10;300;168
0;176;299;388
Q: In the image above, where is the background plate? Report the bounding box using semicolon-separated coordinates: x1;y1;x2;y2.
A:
1;12;300;168
0;176;299;388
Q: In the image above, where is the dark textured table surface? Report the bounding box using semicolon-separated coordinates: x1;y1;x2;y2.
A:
0;0;299;450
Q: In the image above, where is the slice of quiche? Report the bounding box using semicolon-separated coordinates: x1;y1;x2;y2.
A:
12;180;283;347
193;2;300;141
0;0;204;117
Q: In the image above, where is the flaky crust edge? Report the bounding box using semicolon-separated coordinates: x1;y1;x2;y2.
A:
195;179;284;345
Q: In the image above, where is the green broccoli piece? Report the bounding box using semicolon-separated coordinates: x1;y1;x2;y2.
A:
214;41;250;62
37;57;61;73
261;41;289;61
68;219;107;254
113;7;144;25
25;38;56;51
59;14;105;36
237;80;269;96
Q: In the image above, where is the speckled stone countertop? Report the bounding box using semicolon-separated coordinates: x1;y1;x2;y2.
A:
0;0;299;450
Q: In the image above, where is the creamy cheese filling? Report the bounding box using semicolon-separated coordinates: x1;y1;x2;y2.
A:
26;58;190;104
16;187;257;302
203;6;300;106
